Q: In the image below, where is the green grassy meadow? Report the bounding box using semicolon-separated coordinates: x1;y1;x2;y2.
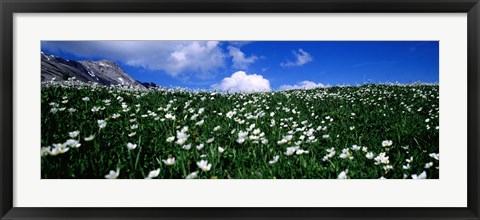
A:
41;81;439;179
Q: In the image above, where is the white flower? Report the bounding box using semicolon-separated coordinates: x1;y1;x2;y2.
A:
424;162;434;169
196;144;205;150
166;136;175;142
165;113;176;120
182;144;192;150
349;126;355;130
145;168;161;179
296;149;309;155
91;106;101;112
337;170;348;179
381;140;393;147
105;168;120;179
213;126;221;131
49;143;70;156
206;137;215;143
425;118;430;123
284;146;298;156
97;120;107;129
84;135;95;141
82;97;90;101
190;114;198;120
195;119;204;126
339;148;353;160
128;132;136;137
268;155;280;164
402;164;410;170
131;124;139;130
374;152;390;165
323;148;336;161
383;165;393;172
277;135;293;144
41;147;51;156
412;171;427;179
197;160;212;171
218;147;225;153
226;111;236;118
406;156;413;163
351;145;361;151
69;130;80;138
175;131;189;145
127;142;137;150
47;147;62;156
429;153;439;160
365;152;375;159
283;135;293;141
112;113;121;119
162;157;175;166
186;171;199;179
322;134;330;139
236;137;245;144
64;139;81;148
238;131;248;138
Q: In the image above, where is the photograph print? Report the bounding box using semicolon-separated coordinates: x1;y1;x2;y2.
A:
40;41;439;179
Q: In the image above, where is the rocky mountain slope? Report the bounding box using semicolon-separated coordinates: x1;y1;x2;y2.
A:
41;52;145;88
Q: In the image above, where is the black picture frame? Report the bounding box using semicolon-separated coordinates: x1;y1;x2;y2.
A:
1;0;479;219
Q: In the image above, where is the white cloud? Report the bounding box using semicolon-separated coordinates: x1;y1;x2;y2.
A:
279;81;327;90
228;46;257;69
281;48;313;67
213;71;271;93
42;41;225;79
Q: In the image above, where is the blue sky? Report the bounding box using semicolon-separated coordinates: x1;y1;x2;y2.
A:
41;41;438;91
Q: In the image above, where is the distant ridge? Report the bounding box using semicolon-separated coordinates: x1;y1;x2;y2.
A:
41;52;145;88
137;81;158;89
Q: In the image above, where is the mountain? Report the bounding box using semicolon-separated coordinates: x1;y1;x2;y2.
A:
137;81;158;89
41;52;145;88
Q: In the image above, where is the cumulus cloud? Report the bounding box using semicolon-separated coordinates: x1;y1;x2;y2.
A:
212;71;271;93
279;81;327;90
228;46;258;69
280;48;313;67
228;41;252;47
41;41;225;79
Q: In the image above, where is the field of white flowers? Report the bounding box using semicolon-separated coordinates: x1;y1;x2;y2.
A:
41;80;439;179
